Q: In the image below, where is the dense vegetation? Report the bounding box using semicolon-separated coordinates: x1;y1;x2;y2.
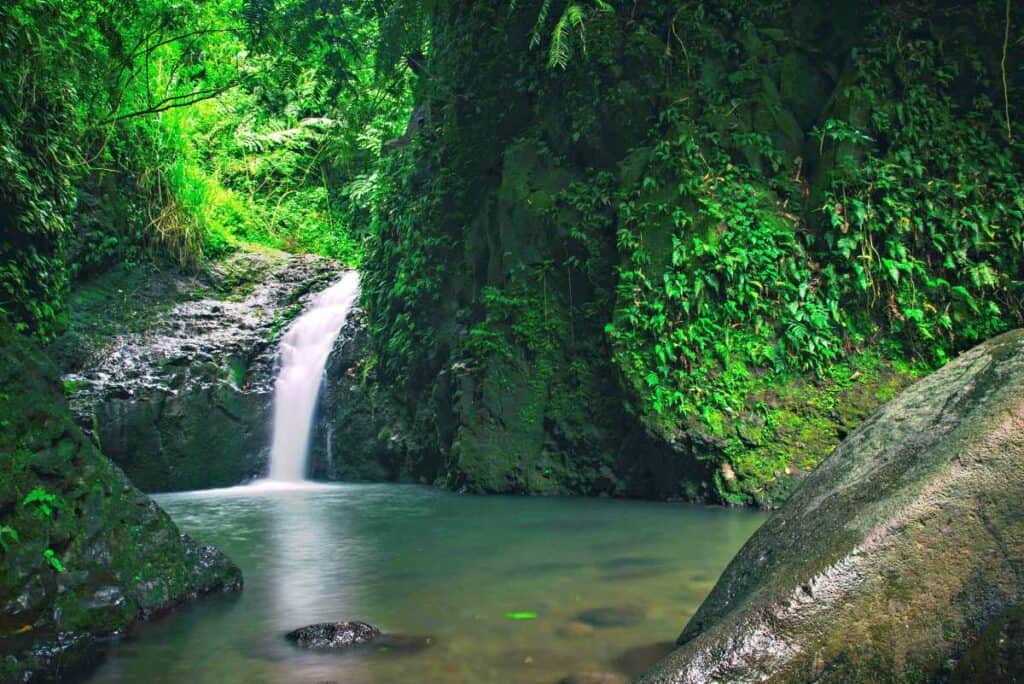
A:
358;0;1024;503
1;0;1022;505
0;0;409;338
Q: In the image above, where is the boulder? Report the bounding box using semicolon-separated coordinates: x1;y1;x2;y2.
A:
641;330;1024;682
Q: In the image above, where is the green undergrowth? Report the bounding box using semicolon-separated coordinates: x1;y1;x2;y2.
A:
588;4;1020;503
1;0;409;341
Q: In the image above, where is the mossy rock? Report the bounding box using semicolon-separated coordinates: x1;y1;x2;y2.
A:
0;323;242;681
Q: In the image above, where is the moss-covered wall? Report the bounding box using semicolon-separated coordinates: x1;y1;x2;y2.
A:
359;0;1023;505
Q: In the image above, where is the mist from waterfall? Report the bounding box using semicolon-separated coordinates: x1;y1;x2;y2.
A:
267;271;360;482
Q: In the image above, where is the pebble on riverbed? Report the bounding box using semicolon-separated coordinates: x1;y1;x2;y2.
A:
559;673;629;684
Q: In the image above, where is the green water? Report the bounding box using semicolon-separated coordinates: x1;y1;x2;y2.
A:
89;484;765;683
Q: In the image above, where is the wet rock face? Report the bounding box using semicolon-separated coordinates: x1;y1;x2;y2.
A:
62;252;344;492
285;622;382;649
0;324;242;682
308;307;423;484
641;330;1024;683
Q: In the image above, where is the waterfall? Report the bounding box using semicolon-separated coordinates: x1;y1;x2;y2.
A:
267;271;360;482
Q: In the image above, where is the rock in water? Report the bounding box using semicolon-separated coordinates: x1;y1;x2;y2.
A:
559;673;629;684
641;330;1024;683
285;622;382;649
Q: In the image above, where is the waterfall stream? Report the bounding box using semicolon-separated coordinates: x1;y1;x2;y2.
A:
266;271;360;481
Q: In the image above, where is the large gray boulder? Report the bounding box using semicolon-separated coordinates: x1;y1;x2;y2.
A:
641;330;1024;682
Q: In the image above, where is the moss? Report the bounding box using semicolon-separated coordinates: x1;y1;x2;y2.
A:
950;603;1024;682
713;350;925;507
61;378;88;397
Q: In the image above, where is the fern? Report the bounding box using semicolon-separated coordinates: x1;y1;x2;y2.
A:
548;5;577;69
530;0;555;49
544;1;614;70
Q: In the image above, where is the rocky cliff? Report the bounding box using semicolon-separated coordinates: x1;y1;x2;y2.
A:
54;251;342;492
353;0;1024;505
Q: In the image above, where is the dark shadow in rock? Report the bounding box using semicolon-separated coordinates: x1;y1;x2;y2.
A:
575;606;645;628
611;642;676;678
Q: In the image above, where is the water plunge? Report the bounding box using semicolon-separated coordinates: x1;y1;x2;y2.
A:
267;271;360;482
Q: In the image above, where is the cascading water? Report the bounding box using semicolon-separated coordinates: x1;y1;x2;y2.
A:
266;271;360;482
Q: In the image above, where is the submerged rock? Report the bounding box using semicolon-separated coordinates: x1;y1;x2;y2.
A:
285;621;382;649
369;633;436;656
557;621;597;639
0;324;242;682
559;673;628;684
610;642;676;678
640;330;1024;682
575;606;645;628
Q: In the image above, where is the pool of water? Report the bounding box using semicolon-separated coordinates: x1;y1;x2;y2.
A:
89;484;765;683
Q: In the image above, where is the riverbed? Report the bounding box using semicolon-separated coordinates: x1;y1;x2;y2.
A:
89;484;764;683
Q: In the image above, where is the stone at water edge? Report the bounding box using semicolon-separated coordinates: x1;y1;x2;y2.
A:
639;329;1024;683
285;622;382;649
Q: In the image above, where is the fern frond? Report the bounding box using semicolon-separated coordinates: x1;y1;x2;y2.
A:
567;4;586;53
531;0;554;49
549;3;586;69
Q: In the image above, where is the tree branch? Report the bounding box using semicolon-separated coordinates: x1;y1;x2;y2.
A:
100;81;244;124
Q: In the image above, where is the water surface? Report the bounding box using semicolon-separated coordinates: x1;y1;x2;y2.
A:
90;484;764;683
